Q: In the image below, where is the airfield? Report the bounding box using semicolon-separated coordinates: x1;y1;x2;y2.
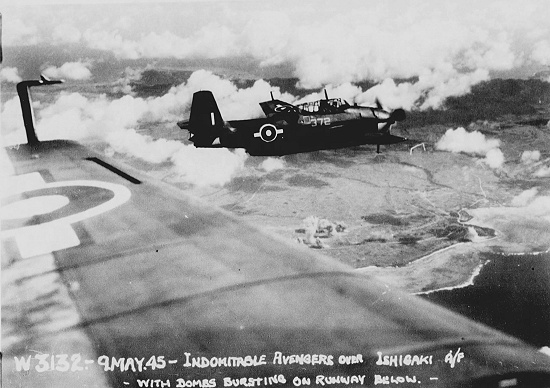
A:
105;115;550;295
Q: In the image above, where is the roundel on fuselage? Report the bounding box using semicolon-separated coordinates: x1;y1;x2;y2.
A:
254;124;283;143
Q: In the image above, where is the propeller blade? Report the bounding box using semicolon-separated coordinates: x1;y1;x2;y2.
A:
374;98;405;122
379;122;393;134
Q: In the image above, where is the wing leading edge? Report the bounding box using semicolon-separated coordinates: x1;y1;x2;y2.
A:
2;78;550;388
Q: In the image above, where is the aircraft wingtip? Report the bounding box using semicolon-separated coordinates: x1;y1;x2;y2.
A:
40;74;65;84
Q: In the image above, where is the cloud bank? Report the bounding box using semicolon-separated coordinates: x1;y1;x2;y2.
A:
3;0;550;107
2;71;300;186
1;67;23;83
510;189;550;222
42;62;93;81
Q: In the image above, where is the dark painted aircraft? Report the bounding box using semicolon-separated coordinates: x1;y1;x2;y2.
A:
178;90;407;155
3;77;550;388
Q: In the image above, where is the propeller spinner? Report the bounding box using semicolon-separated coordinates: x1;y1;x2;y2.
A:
374;100;406;133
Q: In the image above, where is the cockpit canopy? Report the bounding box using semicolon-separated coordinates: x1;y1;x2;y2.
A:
296;98;350;114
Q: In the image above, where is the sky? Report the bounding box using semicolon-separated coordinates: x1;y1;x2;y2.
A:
2;0;550;185
2;0;550;102
3;0;550;84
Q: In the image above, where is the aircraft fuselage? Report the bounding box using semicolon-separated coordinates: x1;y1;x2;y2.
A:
217;114;405;156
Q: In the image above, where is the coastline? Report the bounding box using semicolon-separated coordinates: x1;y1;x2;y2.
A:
413;259;489;295
358;194;550;294
356;239;490;293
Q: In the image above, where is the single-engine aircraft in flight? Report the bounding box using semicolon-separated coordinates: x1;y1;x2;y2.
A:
178;90;407;155
3;76;550;387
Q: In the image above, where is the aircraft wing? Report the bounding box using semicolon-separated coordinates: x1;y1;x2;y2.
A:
259;99;298;118
3;84;550;388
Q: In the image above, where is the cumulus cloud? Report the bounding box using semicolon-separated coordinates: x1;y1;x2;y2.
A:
171;147;248;187
289;68;490;111
111;67;143;95
516;194;550;223
482;189;550;223
514;151;550;178
105;129;182;164
533;166;550;178
511;188;539;207
42;62;93;81
436;127;500;155
484;148;505;169
259;157;285;172
435;127;504;168
353;69;490;110
531;40;550;66
1;97;27;146
107;129;248;187
182;70;294;120
521;150;541;164
0;67;23;83
356;79;420;111
417;69;490;110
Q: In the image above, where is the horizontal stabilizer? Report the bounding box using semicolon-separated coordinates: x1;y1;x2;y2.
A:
177;120;189;130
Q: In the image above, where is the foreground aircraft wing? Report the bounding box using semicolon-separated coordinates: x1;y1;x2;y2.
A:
3;79;550;388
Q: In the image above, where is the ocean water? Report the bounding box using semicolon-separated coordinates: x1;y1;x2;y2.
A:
421;252;550;348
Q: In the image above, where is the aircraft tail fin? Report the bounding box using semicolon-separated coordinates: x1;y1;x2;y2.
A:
179;91;224;146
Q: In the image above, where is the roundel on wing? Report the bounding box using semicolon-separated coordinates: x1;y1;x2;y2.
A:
1;180;131;236
274;104;294;113
2;185;113;230
254;124;283;143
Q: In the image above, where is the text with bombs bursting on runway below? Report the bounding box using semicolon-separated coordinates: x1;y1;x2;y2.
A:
13;348;465;386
